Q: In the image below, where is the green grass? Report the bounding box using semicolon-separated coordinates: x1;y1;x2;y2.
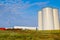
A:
0;30;60;40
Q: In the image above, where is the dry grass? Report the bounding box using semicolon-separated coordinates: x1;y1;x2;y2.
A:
0;29;60;40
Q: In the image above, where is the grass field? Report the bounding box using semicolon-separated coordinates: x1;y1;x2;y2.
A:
0;29;60;40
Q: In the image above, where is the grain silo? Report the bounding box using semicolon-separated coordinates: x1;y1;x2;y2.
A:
38;11;43;30
42;7;54;30
53;8;60;30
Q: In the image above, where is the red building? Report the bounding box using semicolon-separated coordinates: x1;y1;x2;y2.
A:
0;28;6;30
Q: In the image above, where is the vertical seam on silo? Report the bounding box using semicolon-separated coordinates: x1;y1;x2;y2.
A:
52;8;55;30
58;9;60;30
42;9;43;30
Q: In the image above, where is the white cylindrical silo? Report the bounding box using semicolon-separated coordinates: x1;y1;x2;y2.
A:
42;7;54;30
38;11;42;30
53;9;60;30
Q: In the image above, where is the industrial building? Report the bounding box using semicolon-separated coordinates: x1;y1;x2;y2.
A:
14;7;60;30
14;26;37;30
38;7;60;30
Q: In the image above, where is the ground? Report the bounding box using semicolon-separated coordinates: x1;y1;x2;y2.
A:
0;29;60;40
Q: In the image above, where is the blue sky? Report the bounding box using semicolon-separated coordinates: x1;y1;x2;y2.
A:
0;0;60;28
